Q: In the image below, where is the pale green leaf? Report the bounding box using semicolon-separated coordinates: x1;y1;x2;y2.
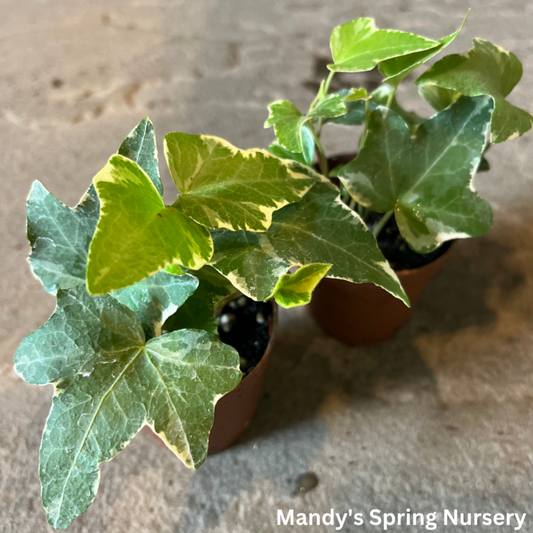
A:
339;96;494;253
378;11;469;86
14;286;240;529
329;17;439;73
343;88;369;101
165;133;315;231
416;38;533;143
117;118;162;195
271;263;331;308
26;182;99;293
113;271;199;339
87;154;213;294
264;95;346;153
163;266;238;334
210;181;408;305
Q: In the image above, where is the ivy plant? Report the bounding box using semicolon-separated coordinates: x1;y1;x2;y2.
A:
265;12;532;259
16;114;407;528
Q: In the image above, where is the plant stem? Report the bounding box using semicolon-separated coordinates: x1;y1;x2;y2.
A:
372;210;394;238
324;71;335;95
385;84;397;109
310;125;328;177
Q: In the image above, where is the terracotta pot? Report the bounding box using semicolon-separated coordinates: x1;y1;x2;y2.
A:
147;301;278;455
307;248;450;346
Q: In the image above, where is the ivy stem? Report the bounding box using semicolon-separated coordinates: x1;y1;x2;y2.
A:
310;125;328;177
372;210;394;238
385;84;397;109
324;71;335;95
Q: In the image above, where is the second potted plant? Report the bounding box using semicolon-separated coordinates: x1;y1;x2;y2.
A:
264;12;533;344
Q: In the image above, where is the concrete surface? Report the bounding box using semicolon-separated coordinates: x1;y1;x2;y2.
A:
1;0;533;531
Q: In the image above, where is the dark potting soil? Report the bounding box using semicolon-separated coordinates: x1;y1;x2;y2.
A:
323;154;452;271
217;297;273;378
366;211;452;271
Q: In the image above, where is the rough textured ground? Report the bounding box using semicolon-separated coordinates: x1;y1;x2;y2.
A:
1;1;533;531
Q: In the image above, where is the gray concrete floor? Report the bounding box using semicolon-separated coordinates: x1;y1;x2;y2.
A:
1;0;533;531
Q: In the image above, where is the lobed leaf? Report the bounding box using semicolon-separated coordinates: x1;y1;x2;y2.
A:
416;38;533;143
271;263;332;308
14;285;240;529
329;17;439;73
26;182;99;293
165;133;315;231
86;154;213;294
339;96;494;253
210;181;408;305
264;96;346;153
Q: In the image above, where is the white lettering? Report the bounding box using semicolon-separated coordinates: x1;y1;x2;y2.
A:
277;509;293;526
369;509;381;526
515;513;527;531
335;512;348;531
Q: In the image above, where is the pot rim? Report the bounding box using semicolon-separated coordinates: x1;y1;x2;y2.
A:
393;240;454;277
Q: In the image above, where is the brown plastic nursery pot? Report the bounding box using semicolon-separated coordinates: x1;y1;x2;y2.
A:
147;301;278;455
307;248;451;346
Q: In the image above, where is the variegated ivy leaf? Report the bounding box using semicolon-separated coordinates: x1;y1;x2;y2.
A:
87;154;214;294
371;85;424;133
14;285;241;530
164;266;238;335
113;271;199;339
378;11;469;86
264;95;346;153
328;17;439;73
416;39;533;143
26;181;99;293
210;181;408;305
270;263;332;309
117;117;162;195
165;133;315;231
339;96;494;254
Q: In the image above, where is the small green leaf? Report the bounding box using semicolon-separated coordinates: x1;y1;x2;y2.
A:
339;96;494;253
264;95;346;153
26;182;99;293
343;88;369;101
378;11;469;86
165;133;315;231
14;286;241;529
329;17;439;73
271;263;331;308
418;84;460;111
416;38;533;143
117;118;162;196
210;181;408;305
113;271;199;339
163;266;237;334
372;85;424;133
321;89;373;126
87;154;213;294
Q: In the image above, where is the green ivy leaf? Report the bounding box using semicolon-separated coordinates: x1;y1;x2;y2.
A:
26;182;99;293
87;155;214;294
268;124;315;165
14;286;240;530
416;39;533;143
165;133;315;231
321;89;372;126
113;271;199;339
329;17;439;73
264;95;346;153
339;96;494;253
163;266;237;335
378;11;469;86
117;118;162;196
271;263;332;308
371;85;424;133
343;88;369;102
210;181;408;305
418;85;460;111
